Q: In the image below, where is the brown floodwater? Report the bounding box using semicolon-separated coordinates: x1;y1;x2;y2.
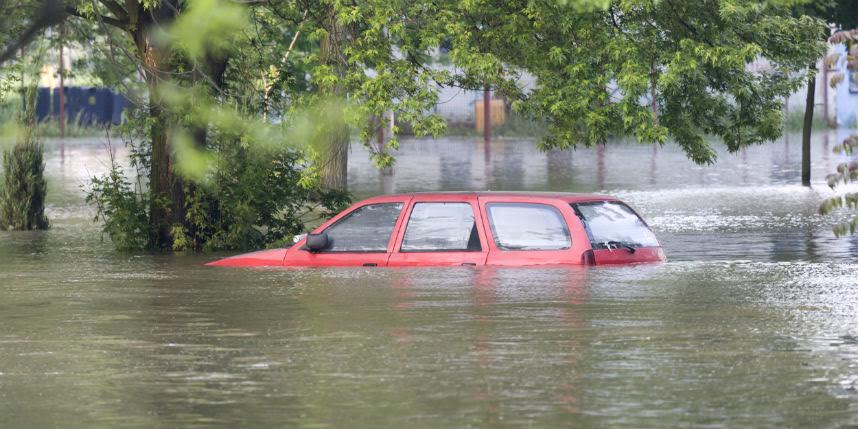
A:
1;133;857;428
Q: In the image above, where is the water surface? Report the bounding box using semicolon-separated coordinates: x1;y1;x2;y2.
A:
1;133;857;428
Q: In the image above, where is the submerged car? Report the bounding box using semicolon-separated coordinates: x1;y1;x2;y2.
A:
207;192;665;268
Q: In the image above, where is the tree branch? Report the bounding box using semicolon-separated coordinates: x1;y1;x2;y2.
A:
664;0;714;48
100;0;129;22
0;0;65;65
64;5;129;29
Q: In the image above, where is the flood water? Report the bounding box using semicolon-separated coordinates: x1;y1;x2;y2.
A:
2;133;858;428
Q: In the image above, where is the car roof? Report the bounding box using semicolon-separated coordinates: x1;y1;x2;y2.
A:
359;191;618;203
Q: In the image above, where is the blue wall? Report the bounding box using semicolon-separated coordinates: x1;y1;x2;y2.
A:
33;87;130;126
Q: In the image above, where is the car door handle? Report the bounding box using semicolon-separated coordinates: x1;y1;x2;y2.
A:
363;263;378;267
461;262;476;266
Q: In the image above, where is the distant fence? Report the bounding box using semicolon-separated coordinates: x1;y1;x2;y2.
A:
34;87;130;126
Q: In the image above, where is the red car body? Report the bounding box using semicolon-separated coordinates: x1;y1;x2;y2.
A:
207;192;666;268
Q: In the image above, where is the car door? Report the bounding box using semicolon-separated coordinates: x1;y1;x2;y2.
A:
284;197;410;267
479;196;590;266
388;196;488;267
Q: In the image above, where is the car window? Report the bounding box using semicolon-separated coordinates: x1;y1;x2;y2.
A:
486;203;571;250
321;203;403;252
401;203;481;252
573;201;659;249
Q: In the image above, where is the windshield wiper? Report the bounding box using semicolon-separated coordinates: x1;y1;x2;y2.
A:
604;241;637;253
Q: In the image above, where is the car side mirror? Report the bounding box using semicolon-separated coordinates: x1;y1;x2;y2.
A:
305;232;329;252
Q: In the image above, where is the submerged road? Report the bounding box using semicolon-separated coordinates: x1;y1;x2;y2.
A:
1;133;857;428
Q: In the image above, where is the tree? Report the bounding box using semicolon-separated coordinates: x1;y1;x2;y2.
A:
0;0;64;65
1;83;49;230
316;4;350;191
445;0;823;163
58;0;453;248
792;0;858;186
258;0;822;182
61;0;258;247
0;15;49;231
270;0;449;187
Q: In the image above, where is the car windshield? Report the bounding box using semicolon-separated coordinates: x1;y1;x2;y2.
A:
573;201;659;249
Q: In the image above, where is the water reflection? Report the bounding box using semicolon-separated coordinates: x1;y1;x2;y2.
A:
545;148;574;190
352;131;851;194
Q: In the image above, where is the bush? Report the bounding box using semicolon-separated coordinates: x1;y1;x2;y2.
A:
86;111;350;251
167;140;351;252
0;85;49;231
85;138;149;250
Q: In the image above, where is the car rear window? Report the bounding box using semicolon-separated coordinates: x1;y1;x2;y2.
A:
401;203;481;252
486;203;571;250
573;201;659;249
322;203;403;252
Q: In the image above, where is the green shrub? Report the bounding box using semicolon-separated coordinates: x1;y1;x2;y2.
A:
85;141;150;250
166;142;351;252
0;85;49;231
86;110;350;252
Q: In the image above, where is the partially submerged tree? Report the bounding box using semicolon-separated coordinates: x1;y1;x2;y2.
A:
447;0;824;163
60;0;450;249
792;0;858;186
0;0;50;230
255;0;823;183
0;84;49;231
62;0;241;247
72;0;355;251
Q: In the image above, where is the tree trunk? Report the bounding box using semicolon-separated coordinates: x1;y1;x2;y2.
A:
133;7;183;248
318;5;349;191
801;65;815;187
320;122;349;189
129;0;229;250
147;98;181;248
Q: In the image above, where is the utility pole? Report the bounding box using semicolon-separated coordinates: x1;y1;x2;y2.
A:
822;55;830;128
58;24;65;139
483;86;491;145
824;23;836;128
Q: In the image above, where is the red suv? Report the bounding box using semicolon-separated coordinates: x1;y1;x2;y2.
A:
207;192;666;267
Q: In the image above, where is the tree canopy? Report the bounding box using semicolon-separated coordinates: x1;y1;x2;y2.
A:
54;0;825;162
